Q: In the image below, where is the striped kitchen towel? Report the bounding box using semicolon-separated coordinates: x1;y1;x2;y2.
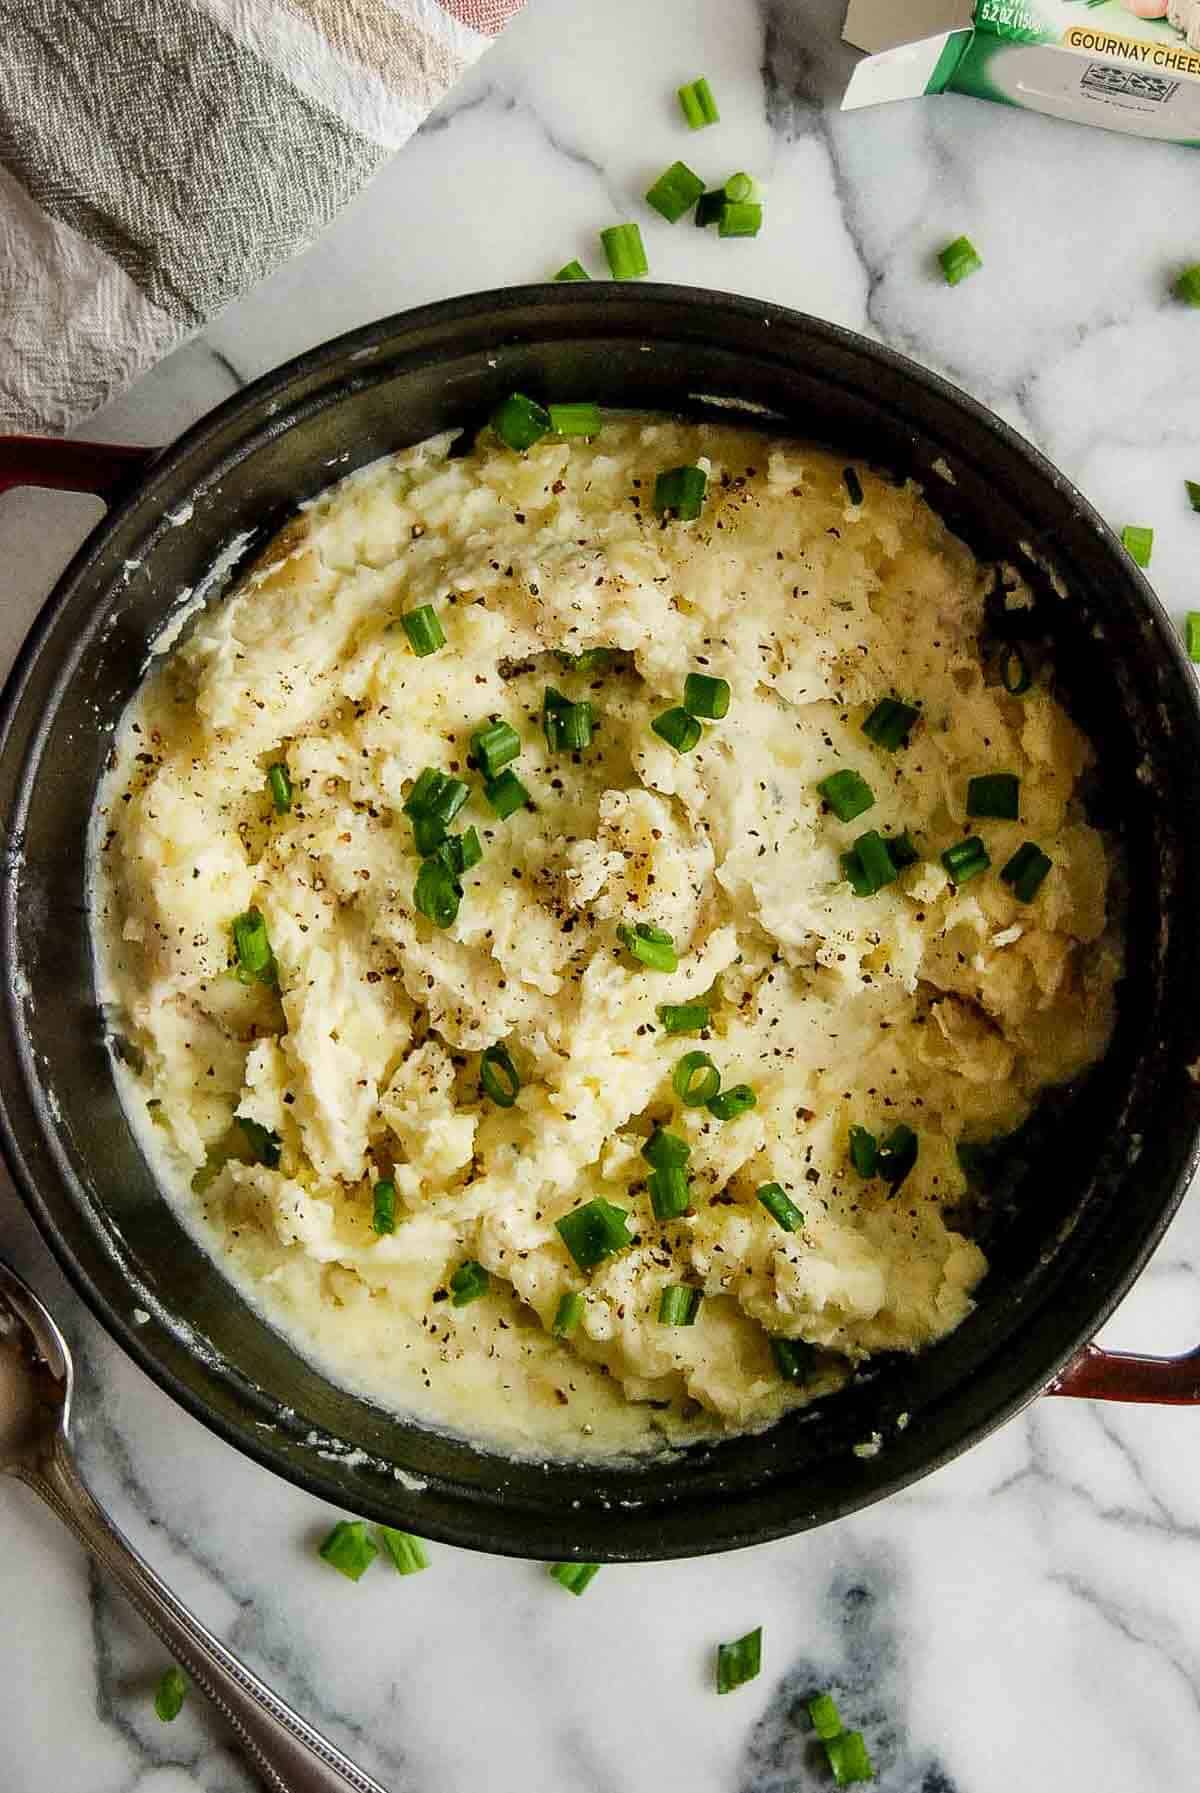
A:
0;0;525;434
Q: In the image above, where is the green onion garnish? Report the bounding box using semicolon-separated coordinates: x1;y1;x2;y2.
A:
723;171;757;203
406;770;469;827
888;830;920;869
400;605;445;657
646;160;706;223
1175;264;1200;306
771;1336;816;1382
840;850;873;899
876;1123;918;1188
1000;841;1052;903
240;1117;282;1168
678;75;720;128
319;1519;377;1581
1187;480;1200;513
966;772;1019;820
757;1182;803;1231
707;1084;756;1121
657;1000;710;1035
683;671;730;719
652;706;702;753
600;221;648;280
556;1198;632;1270
543;686;593;752
553;260;590;282
413;811;451;856
941;836;990;886
939;235;983;285
716;1627;762;1694
1001;645;1032;696
154;1666;187;1723
372;1178;396;1235
266;762;293;813
480;1042;520;1107
1122;525;1154;568
1187;612;1200;663
648;1164;690;1220
817;768;875;823
808;1692;842;1741
491;392;551;451
673;1050;721;1106
379;1528;429;1575
449;1259;489;1306
484;769;530;819
695;189;724;228
553;1291;585;1337
862;697;919;751
718;201;762;238
549;402;602;437
848;829;899;896
642;1128;690;1171
431;826;483;881
414;857;461;928
848;1125;877;1177
825;1731;875;1786
659;1283;703;1325
617;921;678;971
404;766;446;815
471;719;521;780
653;464;707;520
550;1561;601;1595
232;907;277;988
843;466;864;506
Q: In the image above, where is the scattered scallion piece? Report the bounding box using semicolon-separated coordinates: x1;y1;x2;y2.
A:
379;1529;429;1575
1174;264;1200;306
939;235;983;285
484;769;531;819
757;1182;803;1232
154;1667;187;1723
716;1627;762;1694
657;1000;710;1035
412;810;452;855
449;1259;489;1306
843;466;864;506
966;772;1019;821
543;686;594;752
232;907;277;988
1122;525;1154;568
719;200;762;238
553;260;590;282
601;221;648;280
319;1519;377;1582
617;921;678;971
491;391;551;451
471;719;521;780
808;1692;843;1741
556;1198;632;1270
549;401;602;437
723;171;758;203
840;850;873;899
654;464;707;520
642;1128;691;1171
404;766;447;816
414;857;461;928
1187;479;1200;513
683;671;730;719
240;1117;281;1169
876;1123;918;1188
372;1178;396;1235
400;605;445;657
659;1283;703;1325
941;835;990;886
848;1125;878;1178
818;768;875;823
771;1336;816;1382
862;697;919;751
1000;841;1052;903
648;1164;691;1221
480;1042;520;1107
678;76;720;129
848;829;899;897
707;1084;756;1121
695;189;724;228
553;1291;585;1337
430;827;482;881
1187;612;1200;663
406;770;470;828
266;761;293;813
1001;645;1032;696
825;1731;875;1787
646;160;706;223
550;1561;601;1595
652;705;702;752
673;1050;721;1106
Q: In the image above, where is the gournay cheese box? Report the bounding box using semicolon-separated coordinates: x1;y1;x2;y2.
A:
844;0;1200;143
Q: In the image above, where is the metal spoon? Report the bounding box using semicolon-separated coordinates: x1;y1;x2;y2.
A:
0;1257;391;1793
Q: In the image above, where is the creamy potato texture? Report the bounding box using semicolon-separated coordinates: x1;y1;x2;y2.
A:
93;417;1120;1459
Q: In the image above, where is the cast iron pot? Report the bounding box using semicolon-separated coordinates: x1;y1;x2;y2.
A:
3;286;1200;1563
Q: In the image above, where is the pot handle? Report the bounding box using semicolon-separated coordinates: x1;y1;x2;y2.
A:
1047;1342;1200;1404
0;434;157;504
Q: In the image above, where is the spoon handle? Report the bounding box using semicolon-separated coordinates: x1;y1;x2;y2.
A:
22;1437;391;1793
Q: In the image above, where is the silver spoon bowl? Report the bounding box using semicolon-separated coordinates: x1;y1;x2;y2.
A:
0;1256;390;1793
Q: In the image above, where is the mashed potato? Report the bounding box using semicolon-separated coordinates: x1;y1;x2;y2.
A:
92;416;1120;1459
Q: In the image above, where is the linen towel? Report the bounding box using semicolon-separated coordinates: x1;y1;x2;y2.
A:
0;0;524;434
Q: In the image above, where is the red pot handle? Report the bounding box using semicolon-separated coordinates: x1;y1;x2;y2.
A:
0;434;157;503
1048;1342;1200;1404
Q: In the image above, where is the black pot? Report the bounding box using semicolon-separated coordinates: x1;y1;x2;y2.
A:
3;286;1200;1562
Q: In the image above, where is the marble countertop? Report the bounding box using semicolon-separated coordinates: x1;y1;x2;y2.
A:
4;1;1200;1788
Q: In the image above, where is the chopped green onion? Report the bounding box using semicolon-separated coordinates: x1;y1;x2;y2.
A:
673;1050;721;1106
480;1042;520;1107
718;201;762;238
695;189;724;228
414;857;461;928
653;464;707;520
683;671;730;719
723;171;758;203
843;466;864;506
556;1198;632;1271
771;1336;816;1382
716;1627;762;1694
840;850;873;899
617;921;678;972
652;706;702;753
232;907;277;987
549;402;602;437
563;646;618;674
553;1291;585;1337
808;1692;842;1741
240;1117;281;1168
862;697;919;751
648;1164;690;1220
431;826;483;881
707;1084;756;1121
848;1125;878;1178
379;1529;429;1575
939;235;983;285
412;810;451;855
1000;841;1052;903
877;1123;918;1188
646;160;706;223
1001;645;1032;696
642;1127;691;1170
266;761;293;813
449;1259;489;1306
471;719;521;779
372;1178;396;1235
543;686;594;752
1122;525;1154;568
1187;479;1200;513
404;766;447;816
491;391;551;451
966;772;1019;821
678;75;720;128
757;1182;803;1232
319;1519;377;1582
659;1283;703;1325
818;768;875;823
550;1561;601;1595
851;829;899;896
405;769;469;826
400;605;445;657
1187;612;1200;663
1174;264;1200;306
888;831;920;870
553;260;590;282
941;836;990;886
657;1000;710;1035
601;221;648;280
825;1731;875;1786
484;769;530;819
154;1667;187;1723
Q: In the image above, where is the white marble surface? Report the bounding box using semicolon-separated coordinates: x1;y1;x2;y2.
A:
4;1;1200;1788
